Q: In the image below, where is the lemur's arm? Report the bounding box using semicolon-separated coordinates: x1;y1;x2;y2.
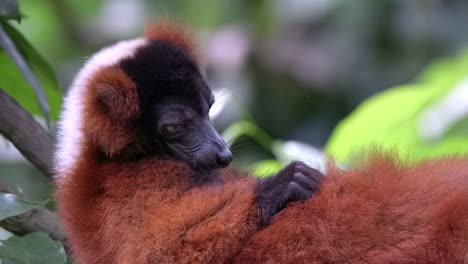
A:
218;162;324;225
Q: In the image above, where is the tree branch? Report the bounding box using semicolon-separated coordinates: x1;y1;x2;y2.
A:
1;206;66;242
0;88;54;178
0;182;67;248
0;88;66;247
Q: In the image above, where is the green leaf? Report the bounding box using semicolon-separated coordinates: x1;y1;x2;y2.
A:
0;232;67;264
0;0;20;22
0;23;50;123
325;50;468;164
0;163;53;203
0;21;62;120
0;193;46;221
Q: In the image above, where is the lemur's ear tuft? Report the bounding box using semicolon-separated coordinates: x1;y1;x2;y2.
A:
84;67;141;157
93;67;139;122
144;19;198;60
96;83;119;113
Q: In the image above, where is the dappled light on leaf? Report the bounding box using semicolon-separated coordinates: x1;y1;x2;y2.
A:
0;193;46;221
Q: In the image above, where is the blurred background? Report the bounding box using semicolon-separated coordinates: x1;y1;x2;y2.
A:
1;0;468;261
2;0;468;174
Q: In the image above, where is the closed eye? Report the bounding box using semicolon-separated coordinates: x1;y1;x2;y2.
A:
160;124;186;138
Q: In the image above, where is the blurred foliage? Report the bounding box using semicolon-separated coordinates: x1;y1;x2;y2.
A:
326;50;468;164
223;120;326;176
0;22;62;120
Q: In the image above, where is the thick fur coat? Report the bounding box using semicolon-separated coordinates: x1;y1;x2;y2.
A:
236;155;468;263
55;21;468;264
57;148;259;263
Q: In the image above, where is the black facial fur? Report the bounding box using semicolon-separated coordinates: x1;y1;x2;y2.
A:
120;40;212;112
119;40;231;171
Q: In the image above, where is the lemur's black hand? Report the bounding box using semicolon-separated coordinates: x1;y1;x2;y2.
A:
256;161;324;225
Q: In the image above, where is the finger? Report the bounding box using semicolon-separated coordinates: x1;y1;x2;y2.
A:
293;172;316;188
287;182;313;200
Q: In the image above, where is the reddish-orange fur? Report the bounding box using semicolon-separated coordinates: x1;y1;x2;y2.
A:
83;66;142;156
56;21;468;264
57;147;259;263
235;155;468;263
144;19;198;61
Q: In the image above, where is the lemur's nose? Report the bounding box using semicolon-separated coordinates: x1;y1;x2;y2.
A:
216;148;232;167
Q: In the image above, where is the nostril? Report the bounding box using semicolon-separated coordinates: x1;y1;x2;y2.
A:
216;149;232;168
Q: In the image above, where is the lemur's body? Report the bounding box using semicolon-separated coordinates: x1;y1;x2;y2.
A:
58;153;259;263
56;21;468;264
55;22;322;264
237;155;468;263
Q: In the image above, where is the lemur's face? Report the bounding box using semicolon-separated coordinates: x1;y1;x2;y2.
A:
119;40;232;170
148;97;232;170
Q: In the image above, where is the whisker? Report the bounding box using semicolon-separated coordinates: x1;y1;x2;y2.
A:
229;140;255;152
226;136;240;147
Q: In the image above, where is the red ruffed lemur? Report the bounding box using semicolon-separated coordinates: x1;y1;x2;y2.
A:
54;21;322;264
55;20;468;264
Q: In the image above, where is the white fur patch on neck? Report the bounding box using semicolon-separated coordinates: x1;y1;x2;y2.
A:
54;38;148;180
